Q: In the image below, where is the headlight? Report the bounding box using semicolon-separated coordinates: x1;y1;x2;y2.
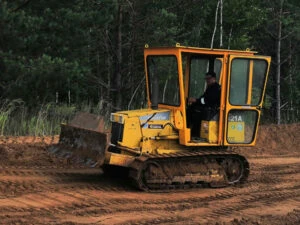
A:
110;113;124;124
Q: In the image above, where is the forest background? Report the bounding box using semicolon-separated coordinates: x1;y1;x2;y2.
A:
0;0;299;136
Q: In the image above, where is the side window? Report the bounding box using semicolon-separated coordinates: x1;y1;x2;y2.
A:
189;57;222;97
251;60;268;105
229;59;249;105
189;58;208;97
214;59;222;82
230;58;268;106
147;56;180;106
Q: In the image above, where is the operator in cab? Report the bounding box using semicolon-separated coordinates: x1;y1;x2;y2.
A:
187;71;221;137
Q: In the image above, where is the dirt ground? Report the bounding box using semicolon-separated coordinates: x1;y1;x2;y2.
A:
0;124;299;225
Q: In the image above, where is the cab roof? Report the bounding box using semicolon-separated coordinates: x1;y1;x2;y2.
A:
144;43;257;56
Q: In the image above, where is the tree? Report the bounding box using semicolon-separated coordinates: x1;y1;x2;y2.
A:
0;0;299;124
257;0;300;123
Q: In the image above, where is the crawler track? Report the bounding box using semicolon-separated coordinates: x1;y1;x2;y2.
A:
129;150;249;192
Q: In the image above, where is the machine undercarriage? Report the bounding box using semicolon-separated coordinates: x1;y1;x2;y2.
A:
129;150;249;191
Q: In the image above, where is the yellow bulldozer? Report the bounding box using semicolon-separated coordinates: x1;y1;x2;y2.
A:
49;44;271;191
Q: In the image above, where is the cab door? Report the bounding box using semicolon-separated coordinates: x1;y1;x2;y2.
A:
224;55;271;146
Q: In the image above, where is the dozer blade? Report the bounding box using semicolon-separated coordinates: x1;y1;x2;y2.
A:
48;112;110;167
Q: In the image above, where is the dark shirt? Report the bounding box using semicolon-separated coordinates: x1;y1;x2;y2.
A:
196;82;221;108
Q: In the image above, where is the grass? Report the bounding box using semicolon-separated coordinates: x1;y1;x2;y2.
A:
0;100;77;136
0;99;24;135
0;98;115;136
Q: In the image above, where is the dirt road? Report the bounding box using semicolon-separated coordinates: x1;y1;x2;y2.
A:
0;124;299;225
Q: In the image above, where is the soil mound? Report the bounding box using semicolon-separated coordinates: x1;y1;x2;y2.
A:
236;123;300;156
0;136;60;167
257;123;300;151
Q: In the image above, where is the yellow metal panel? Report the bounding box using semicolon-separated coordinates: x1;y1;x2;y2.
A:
247;60;254;104
116;108;170;117
174;109;184;129
141;138;153;154
200;121;218;143
227;121;245;143
179;129;190;145
108;153;135;167
120;117;142;148
218;54;229;145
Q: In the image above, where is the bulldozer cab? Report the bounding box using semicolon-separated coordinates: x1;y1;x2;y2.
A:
144;45;271;147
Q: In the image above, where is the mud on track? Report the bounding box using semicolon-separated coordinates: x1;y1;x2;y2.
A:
0;124;299;225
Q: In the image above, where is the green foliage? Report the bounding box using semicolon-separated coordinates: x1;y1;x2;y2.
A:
2;54;89;105
0;0;299;131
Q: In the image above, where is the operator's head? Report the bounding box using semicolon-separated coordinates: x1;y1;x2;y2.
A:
205;71;217;86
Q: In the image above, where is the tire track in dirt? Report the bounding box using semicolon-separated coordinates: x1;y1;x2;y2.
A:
249;162;300;184
0;168;135;198
119;185;300;225
206;186;300;218
1;174;299;225
0;124;299;225
0;184;299;224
